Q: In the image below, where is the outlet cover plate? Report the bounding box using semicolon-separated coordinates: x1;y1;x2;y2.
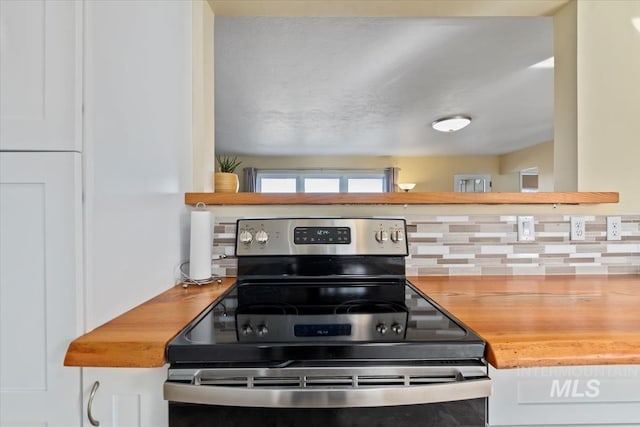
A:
517;216;535;241
570;216;586;241
607;216;622;241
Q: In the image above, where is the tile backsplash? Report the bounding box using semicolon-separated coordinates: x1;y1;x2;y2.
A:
211;215;640;277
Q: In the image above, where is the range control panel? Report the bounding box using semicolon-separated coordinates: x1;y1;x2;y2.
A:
235;218;408;256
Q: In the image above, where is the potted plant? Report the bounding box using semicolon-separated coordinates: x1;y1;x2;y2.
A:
214;154;242;193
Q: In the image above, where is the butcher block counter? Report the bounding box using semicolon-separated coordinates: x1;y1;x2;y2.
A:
64;275;640;369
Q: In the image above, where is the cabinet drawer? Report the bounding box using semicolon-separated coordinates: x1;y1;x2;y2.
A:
488;365;640;426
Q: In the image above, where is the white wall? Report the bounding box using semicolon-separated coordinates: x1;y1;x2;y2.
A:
577;0;640;212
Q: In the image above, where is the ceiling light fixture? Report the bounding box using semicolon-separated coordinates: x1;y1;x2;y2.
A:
398;183;416;192
431;115;472;133
530;56;554;69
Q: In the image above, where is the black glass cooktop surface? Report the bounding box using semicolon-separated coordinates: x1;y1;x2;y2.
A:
167;281;485;365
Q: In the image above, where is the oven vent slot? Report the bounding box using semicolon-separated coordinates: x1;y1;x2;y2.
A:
197;376;249;387
196;373;460;389
408;375;457;385
354;375;405;387
252;377;301;388
304;376;353;387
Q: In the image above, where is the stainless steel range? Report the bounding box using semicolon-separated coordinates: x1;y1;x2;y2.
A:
164;218;491;427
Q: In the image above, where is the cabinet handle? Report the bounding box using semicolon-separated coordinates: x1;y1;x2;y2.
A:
88;381;100;426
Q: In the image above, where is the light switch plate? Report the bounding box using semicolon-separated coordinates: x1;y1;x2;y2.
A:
517;216;535;241
607;216;622;241
570;216;586;241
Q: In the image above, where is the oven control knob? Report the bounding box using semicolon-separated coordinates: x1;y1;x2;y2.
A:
376;323;388;335
255;230;269;244
391;230;405;242
391;323;404;335
241;324;253;335
239;230;253;244
257;324;269;337
375;230;389;243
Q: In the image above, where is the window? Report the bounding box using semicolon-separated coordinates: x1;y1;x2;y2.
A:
254;170;390;193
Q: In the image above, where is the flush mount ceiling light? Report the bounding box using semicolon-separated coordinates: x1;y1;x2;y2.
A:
530;56;554;69
398;183;416;192
431;115;472;133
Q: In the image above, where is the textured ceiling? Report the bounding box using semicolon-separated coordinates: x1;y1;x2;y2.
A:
214;17;554;156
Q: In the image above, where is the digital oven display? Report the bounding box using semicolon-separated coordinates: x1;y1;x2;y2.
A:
293;227;351;244
294;324;352;337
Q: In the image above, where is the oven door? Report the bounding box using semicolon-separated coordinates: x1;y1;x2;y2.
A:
165;364;491;427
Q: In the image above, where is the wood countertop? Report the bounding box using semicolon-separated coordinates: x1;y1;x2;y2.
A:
64;275;640;369
64;279;235;368
410;275;640;368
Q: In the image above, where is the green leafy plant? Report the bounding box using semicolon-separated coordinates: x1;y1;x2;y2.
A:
215;154;242;173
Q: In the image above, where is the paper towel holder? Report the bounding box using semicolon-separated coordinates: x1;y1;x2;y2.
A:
179;255;226;288
183;202;223;288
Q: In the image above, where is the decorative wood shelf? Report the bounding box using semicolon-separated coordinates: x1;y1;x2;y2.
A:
185;192;619;206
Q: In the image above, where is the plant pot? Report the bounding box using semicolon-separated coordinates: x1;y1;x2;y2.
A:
214;172;239;193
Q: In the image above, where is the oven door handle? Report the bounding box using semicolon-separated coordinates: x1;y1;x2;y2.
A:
164;377;491;408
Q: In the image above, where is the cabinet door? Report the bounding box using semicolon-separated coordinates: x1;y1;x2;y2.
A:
0;152;82;426
82;368;168;427
0;0;81;151
488;365;640;426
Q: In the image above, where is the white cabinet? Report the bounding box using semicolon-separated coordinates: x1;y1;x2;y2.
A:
82;368;168;427
79;1;193;426
488;365;640;426
0;0;82;151
0;152;82;427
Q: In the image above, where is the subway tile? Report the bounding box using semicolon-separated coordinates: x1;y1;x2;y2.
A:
449;224;481;232
417;267;450;275
544;266;577;275
537;232;568;238
512;266;545;275
481;266;514;275
574;265;609;274
513;244;544;253
443;253;475;259
410;232;445;238
536;236;565;242
569;252;601;258
416;246;450;255
469;237;503;243
606;243;640;253
544;244;576;254
449;245;480;254
473;232;510;237
567;258;596;264
481;245;514;254
448;266;482;275
416;224;449;233
608;265;640;274
507;253;540;259
437;258;469;265
435;216;469;222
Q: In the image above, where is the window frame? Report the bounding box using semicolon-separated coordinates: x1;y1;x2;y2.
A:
254;169;389;193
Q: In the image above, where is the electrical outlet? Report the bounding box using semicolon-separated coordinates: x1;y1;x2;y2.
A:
607;216;622;241
517;216;535;241
570;216;586;241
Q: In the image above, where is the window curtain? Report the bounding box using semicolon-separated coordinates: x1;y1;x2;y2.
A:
243;167;257;192
385;167;399;192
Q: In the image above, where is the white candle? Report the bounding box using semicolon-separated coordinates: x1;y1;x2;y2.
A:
189;211;212;280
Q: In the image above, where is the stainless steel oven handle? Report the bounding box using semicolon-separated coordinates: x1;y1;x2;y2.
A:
164;378;491;408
